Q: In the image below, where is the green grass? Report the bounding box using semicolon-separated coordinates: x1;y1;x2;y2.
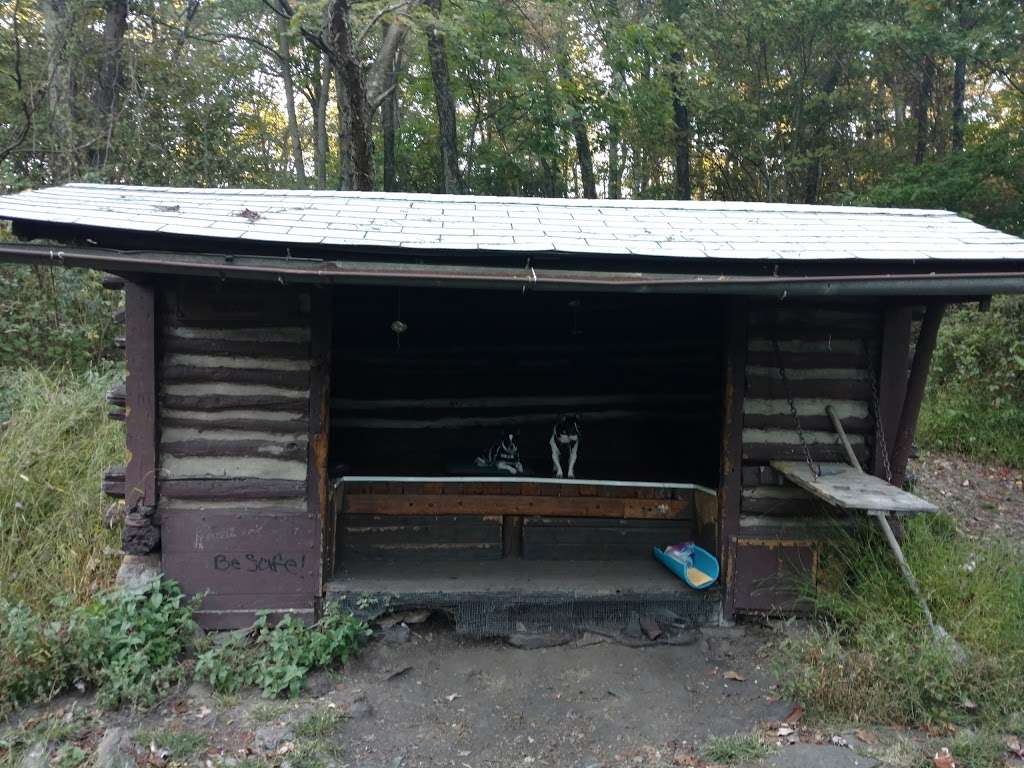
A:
0;367;124;608
781;514;1024;730
918;384;1024;468
699;731;773;763
294;710;346;740
136;728;209;760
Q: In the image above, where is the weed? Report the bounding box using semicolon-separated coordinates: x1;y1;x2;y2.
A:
52;744;87;768
945;730;1011;768
780;515;1024;730
0;367;124;608
195;605;368;698
699;731;773;763
0;579;198;714
249;703;289;724
294;709;346;740
136;728;209;760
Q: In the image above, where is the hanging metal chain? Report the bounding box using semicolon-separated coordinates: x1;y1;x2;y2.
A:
863;338;894;483
771;336;821;478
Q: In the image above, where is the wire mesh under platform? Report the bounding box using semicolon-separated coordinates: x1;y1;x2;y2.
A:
325;559;721;638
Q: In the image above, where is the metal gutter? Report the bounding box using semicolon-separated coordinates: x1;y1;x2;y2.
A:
2;242;1023;297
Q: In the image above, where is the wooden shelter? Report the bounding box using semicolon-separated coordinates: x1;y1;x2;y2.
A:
2;184;1023;630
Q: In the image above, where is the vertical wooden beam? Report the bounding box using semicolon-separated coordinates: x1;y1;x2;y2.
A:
124;279;157;508
309;288;333;593
872;305;912;480
719;298;747;620
889;302;946;487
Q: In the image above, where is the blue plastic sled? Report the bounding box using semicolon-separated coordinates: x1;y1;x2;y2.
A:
653;543;720;590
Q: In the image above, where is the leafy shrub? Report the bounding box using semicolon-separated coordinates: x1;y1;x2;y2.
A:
780;515;1024;729
0;265;120;372
196;606;369;698
0;579;197;715
918;296;1024;468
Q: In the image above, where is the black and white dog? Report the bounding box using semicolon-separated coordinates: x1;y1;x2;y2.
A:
550;414;582;479
475;432;524;475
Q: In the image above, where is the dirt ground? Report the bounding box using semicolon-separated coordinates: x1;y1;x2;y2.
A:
4;616;1021;768
911;450;1024;544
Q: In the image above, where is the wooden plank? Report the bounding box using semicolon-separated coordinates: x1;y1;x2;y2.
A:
720;299;747;619
741;486;822;516
872;305;912;479
161;336;310;359
159;478;307;500
344;493;691;520
161;439;307;461
125;280;157;508
161;365;309;389
770;461;938;514
746;351;867;369
744;443;870;463
746;376;870;399
102;464;126;498
503;516;524;558
161;394;306;412
308;288;332;585
160;415;308;433
522;516;688;560
743;413;873;433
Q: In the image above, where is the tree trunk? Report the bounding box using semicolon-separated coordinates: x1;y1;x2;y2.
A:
277;10;306;183
556;58;596;199
607;123;620;199
952;56;966;152
334;65;354;190
670;52;691;200
43;0;75;180
381;23;400;192
802;60;842;205
95;0;128;172
314;52;330;189
913;54;934;165
424;0;461;193
328;0;373;190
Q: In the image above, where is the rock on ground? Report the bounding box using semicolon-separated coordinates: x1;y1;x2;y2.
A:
756;744;880;768
94;728;135;768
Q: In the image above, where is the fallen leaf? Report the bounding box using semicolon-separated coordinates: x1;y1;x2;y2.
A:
933;747;956;768
784;705;804;724
445;693;461;702
723;670;746;682
854;729;877;746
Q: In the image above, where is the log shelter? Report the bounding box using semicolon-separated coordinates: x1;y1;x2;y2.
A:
2;184;1023;630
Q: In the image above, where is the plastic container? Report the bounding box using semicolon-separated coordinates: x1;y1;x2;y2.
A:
653;542;720;590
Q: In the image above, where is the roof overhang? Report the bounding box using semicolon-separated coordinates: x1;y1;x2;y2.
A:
3;242;1023;298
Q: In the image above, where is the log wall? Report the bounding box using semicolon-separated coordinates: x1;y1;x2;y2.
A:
730;302;886;614
156;280;323;628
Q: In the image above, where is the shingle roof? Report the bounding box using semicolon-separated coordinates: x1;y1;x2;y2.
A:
2;183;1023;261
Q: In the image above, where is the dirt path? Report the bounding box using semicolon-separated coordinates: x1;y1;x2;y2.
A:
327;623;789;767
910;451;1024;544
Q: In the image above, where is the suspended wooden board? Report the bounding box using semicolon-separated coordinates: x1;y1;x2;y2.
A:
770;461;938;515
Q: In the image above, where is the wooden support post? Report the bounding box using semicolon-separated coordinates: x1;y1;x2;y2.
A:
872;306;912;480
124;280;157;509
502;516;524;558
719;299;747;620
309;288;334;589
889;302;946;487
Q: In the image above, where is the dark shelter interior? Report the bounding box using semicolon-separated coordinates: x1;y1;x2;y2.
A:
329;286;724;485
